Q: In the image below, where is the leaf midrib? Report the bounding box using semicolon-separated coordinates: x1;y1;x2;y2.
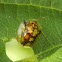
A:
0;2;62;12
36;44;62;56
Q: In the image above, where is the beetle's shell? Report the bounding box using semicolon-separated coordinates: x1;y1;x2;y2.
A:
17;19;41;46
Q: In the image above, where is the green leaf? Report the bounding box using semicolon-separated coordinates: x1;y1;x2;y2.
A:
40;47;62;62
0;39;12;62
0;0;62;62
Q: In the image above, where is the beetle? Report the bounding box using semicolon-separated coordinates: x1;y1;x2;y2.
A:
18;19;41;46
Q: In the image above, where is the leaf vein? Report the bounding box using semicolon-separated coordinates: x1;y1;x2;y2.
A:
0;3;62;12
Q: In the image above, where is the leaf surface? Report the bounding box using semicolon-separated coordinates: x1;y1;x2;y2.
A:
0;0;62;62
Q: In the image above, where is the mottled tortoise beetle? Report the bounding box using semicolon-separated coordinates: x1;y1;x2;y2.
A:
17;19;41;46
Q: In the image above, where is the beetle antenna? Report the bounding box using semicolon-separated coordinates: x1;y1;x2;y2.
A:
34;9;36;18
34;9;48;21
37;16;48;21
